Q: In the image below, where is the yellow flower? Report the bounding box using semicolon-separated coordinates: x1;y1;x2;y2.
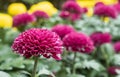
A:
86;8;93;17
104;17;110;23
76;0;96;8
29;1;58;16
98;0;117;5
8;3;27;16
37;1;54;7
0;13;13;28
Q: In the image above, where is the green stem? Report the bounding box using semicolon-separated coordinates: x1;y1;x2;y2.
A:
100;46;109;67
72;52;77;74
32;57;39;77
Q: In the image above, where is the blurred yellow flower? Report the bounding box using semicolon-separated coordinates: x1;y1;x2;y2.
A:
37;1;54;7
0;13;13;28
98;0;117;5
76;0;96;8
104;17;110;23
29;1;58;16
86;8;93;17
8;3;27;16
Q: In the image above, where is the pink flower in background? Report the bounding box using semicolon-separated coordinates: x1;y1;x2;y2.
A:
52;24;75;39
95;2;104;7
13;13;36;27
108;66;120;75
62;1;81;14
32;10;49;19
12;28;63;60
59;11;70;19
82;7;88;13
94;4;117;18
90;32;112;46
114;41;120;53
113;3;120;13
60;11;81;21
106;6;118;18
63;32;94;54
60;1;82;21
68;0;76;1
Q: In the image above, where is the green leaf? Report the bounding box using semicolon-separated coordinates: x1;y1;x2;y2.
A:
0;62;12;70
0;44;17;62
75;60;104;71
0;57;25;70
100;44;115;63
0;71;11;77
48;60;61;72
67;74;85;77
10;57;25;68
10;71;28;77
112;54;120;65
4;29;19;44
37;68;55;77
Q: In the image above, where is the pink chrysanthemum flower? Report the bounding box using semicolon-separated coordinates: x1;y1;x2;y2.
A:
95;2;104;7
94;4;117;18
60;11;81;21
32;10;49;19
108;66;120;75
13;13;36;27
52;24;75;39
63;32;94;54
82;7;88;13
12;28;63;60
114;41;120;53
59;11;70;19
113;3;120;14
68;0;76;1
60;1;82;21
62;1;81;14
90;32;112;46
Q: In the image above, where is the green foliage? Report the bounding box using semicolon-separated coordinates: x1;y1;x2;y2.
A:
37;68;55;77
0;71;11;77
75;60;104;71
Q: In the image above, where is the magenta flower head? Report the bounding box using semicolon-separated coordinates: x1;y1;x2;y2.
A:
32;10;49;19
52;24;75;39
95;2;104;7
68;0;76;1
114;41;120;53
59;11;70;19
60;1;82;21
62;1;82;14
113;3;120;14
12;28;63;60
82;7;88;13
59;11;81;21
13;13;36;27
108;66;120;75
63;32;94;54
94;4;117;18
90;32;112;46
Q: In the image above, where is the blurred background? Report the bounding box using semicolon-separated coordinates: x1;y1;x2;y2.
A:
0;0;118;12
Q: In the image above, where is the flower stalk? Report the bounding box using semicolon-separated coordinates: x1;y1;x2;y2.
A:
72;52;77;74
32;56;39;77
